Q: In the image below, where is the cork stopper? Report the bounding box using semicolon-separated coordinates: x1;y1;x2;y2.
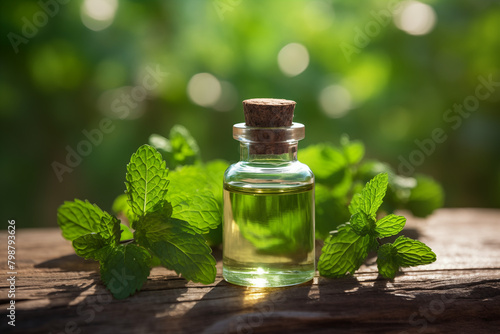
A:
237;98;300;155
243;98;296;127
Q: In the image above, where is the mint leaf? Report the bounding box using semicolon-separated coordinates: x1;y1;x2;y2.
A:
169;125;200;167
407;175;444;217
340;135;365;165
72;232;113;261
204;159;229;204
315;184;350;240
134;205;216;284
377;236;436;279
298;144;347;185
149;133;172;154
126;144;169;221
168;192;220;234
150;125;201;168
203;160;229;246
375;214;406;238
57;199;120;242
150;256;162;267
331;169;353;198
377;243;399;279
359;172;388;219
100;243;151;300
350;211;373;236
317;224;373;278
393;236;436;266
348;193;363;215
167;165;221;234
120;224;134;241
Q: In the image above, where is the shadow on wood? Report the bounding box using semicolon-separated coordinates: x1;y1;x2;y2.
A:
35;254;99;272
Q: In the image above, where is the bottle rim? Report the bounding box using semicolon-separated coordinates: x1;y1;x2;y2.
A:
233;122;305;143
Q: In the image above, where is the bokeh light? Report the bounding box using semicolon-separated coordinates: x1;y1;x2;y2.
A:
277;43;310;77
187;73;222;108
318;85;352;119
3;0;500;229
81;0;118;31
394;1;437;36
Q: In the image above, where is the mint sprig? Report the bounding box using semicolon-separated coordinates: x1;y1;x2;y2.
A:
318;173;436;279
126;145;169;219
317;224;372;278
377;236;436;279
57;144;218;299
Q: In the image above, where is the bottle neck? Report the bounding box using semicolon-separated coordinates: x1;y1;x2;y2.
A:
240;142;298;162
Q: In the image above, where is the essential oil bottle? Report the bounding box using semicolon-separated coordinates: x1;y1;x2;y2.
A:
223;98;315;287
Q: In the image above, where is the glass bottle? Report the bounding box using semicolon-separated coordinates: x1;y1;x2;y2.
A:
223;98;315;287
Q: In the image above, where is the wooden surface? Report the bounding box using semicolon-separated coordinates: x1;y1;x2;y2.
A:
1;208;500;334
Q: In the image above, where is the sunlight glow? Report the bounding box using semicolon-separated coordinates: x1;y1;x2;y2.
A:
248;278;268;287
256;267;267;274
81;0;118;31
394;1;437;36
277;43;310;77
318;85;352;118
187;73;221;108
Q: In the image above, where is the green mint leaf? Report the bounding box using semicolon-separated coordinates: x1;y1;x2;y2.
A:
202;160;229;246
340;135;365;165
393;236;436;267
315;184;350;240
167;165;221;234
359;172;389;219
298;143;352;197
120;224;134;241
317;224;372;278
169;125;200;167
298;144;347;185
112;193;136;224
100;243;151;300
149;133;172;153
377;243;399;279
376;236;436;279
350;211;373;236
158;223;216;284
407;175;444;217
168;191;220;234
57;199;120;242
150;125;201;169
331;169;353;198
126;144;169;221
135;207;216;284
204;224;223;247
150;255;162;267
204;159;229;204
72;233;113;261
375;214;406;238
348;193;363;215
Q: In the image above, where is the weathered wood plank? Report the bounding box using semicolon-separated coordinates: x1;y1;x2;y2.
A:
1;208;500;333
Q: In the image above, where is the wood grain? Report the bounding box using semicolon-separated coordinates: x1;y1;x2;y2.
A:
1;209;499;334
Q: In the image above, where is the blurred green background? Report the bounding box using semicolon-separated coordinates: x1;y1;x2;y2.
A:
1;0;499;229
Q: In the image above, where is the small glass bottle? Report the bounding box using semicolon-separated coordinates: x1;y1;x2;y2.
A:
223;98;315;287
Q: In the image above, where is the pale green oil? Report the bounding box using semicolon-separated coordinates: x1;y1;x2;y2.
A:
223;183;315;287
